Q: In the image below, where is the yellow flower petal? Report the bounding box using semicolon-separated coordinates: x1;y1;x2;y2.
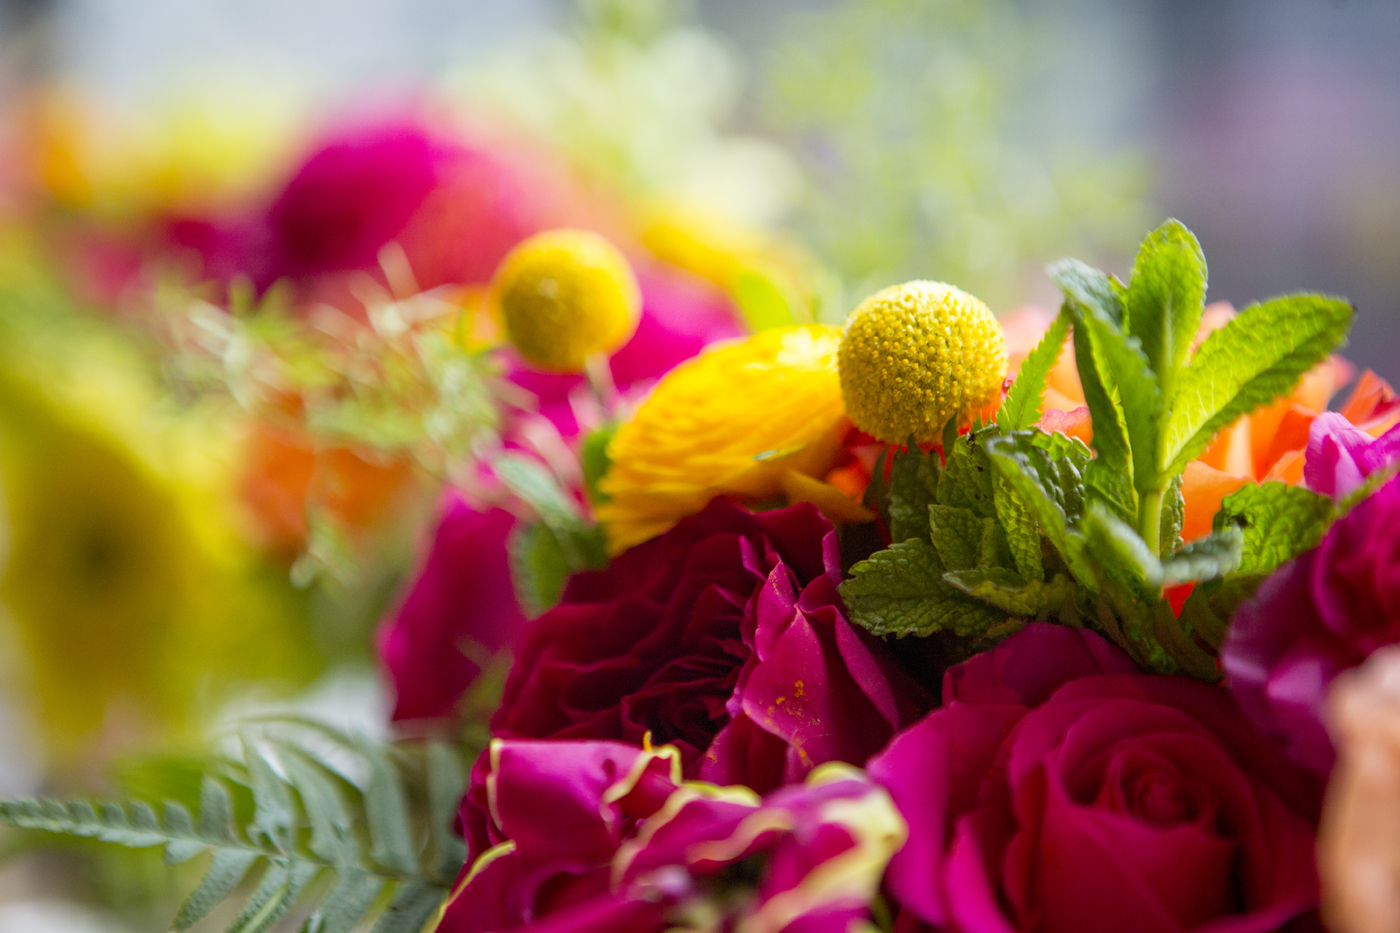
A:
598;325;851;554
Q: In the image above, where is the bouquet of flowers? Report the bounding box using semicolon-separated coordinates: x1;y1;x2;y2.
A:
5;214;1399;933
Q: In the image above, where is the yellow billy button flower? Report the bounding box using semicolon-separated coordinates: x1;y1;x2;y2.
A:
490;228;641;372
838;281;1008;443
597;325;873;555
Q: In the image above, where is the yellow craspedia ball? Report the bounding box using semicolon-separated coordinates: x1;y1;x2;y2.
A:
491;229;641;372
838;281;1007;443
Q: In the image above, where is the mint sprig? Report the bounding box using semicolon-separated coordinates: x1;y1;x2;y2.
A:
842;219;1355;677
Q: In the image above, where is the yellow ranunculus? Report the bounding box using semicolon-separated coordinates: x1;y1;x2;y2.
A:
597;324;870;554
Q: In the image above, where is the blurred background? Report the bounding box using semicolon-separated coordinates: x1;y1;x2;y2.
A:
0;0;1395;929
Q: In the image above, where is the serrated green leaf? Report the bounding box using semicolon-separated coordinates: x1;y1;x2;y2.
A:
1050;259;1130;473
1176;573;1267;651
943;567;1078;616
244;739;296;854
927;505;985;571
838;539;1005;637
173;849;261;930
360;743;418;876
992;472;1043;582
1162;294;1353;476
0;800;167;848
229;860;320;933
161;802;204;864
426;743;468;878
1125;219;1206;400
509;520;573;617
196;777;238;846
370;882;445;933
1149;598;1220;682
1080;501;1163;599
1083;458;1136;527
938;430;997;519
889;446;941;542
983;431;1095;585
306;869;387;933
1160;526;1243;582
977;519;1013;569
1077;300;1162;499
1213;481;1335;575
1049;257;1126;326
998;311;1069;430
277;748;356;865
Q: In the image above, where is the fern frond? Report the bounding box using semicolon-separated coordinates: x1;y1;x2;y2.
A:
0;719;469;933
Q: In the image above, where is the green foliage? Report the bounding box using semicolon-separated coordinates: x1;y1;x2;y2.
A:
1214;482;1335;575
840;538;1005;638
581;422;619;506
845;220;1355;677
498;454;609;615
1162;295;1353;476
0;721;465;933
997;311;1068;431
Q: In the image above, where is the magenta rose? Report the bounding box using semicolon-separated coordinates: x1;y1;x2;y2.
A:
1224;474;1400;774
377;498;526;721
443;737;903;933
490;497;932;793
870;623;1322;933
1304;412;1400;500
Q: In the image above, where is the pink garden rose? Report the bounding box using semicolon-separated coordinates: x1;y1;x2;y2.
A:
443;738;904;933
870;623;1322;933
1224;474;1400;774
1304;412;1400;501
490;498;932;793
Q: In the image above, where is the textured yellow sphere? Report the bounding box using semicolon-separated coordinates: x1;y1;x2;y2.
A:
491;229;641;372
838;281;1007;443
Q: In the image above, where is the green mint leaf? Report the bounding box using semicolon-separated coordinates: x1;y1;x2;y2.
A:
1160;526;1243;582
1149;598;1221;681
1077;300;1163;499
1213;481;1335;575
839;539;1005;638
1162;294;1354;476
978;519;1013;569
984;431;1094;585
998;310;1069;430
1080;501;1163;599
889;446;941;542
1175;574;1268;651
1084;458;1137;527
510;523;563;617
1068;313;1132;476
992;472;1044;582
943;567;1078;616
580;422;617;506
927;504;986;570
1048;257;1126;327
1124;219;1206;400
937;428;998;519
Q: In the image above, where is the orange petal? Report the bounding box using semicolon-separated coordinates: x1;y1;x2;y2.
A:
1181;460;1252;542
1196;415;1254;480
1254;404;1316;480
780;469;876;524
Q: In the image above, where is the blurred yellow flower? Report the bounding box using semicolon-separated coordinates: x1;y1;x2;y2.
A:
0;325;313;766
597;324;869;554
30;86;299;218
